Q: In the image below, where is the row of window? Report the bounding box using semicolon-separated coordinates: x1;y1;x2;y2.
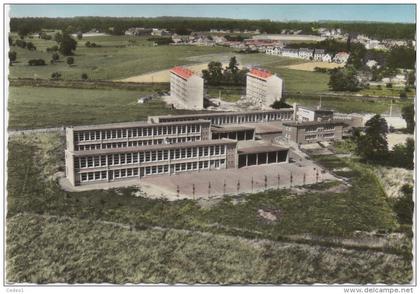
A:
75;124;202;142
79;159;226;182
75;145;227;168
304;125;336;133
75;136;201;151
158;111;292;125
304;133;335;140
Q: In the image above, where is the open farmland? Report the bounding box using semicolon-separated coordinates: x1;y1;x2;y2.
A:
8;86;197;130
9;35;234;80
286;95;412;114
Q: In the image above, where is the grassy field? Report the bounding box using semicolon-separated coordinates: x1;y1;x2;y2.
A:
9;34;333;94
6;132;412;283
8;86;199;130
9;35;234;80
207;85;243;102
7;213;411;284
360;86;416;98
286;95;412;114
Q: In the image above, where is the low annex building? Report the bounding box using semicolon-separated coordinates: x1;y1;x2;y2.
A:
169;66;204;110
282;120;346;145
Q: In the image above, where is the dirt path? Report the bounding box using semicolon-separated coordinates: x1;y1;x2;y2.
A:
117;62;235;83
283;61;344;71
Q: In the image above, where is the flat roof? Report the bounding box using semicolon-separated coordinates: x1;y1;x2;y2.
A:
70;119;211;131
241;122;285;134
238;142;288;155
283;120;348;127
72;139;237;156
211;125;255;133
153;108;293;120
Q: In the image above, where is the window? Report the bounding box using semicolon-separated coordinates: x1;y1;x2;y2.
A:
81;173;87;181
80;158;87;168
101;171;107;179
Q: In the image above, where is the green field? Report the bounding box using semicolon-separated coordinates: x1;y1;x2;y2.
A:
8;86;198;130
7;213;411;284
9;34;332;94
286;95;412;114
6;132;411;283
9;35;234;80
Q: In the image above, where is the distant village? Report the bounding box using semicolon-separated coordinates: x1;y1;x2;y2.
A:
120;26;415;87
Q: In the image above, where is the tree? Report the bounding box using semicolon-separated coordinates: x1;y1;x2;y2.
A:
85;41;91;47
8;36;13;46
52;52;60;63
26;42;36;51
28;59;46;66
59;34;77;55
328;67;361;92
407;71;415;87
227;56;239;74
66;56;74;66
401;105;415;134
390;138;414;169
271;99;291;109
356;114;388;161
393;184;414;225
8;51;17;66
51;72;62;80
77;32;83;40
81;73;88;80
202;62;224;86
54;32;63;43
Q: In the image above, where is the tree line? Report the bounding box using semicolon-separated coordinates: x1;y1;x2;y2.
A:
10;16;415;40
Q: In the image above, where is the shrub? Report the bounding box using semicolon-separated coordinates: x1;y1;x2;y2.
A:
81;73;88;80
66;57;74;66
26;42;37;51
51;72;62;80
386;83;393;88
28;59;46;66
399;91;408;99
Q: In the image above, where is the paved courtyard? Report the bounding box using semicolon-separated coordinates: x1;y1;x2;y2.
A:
60;151;337;200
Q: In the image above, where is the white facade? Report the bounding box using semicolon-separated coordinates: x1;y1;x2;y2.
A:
322;54;333;63
281;48;299;58
298;48;314;60
170;66;204;110
246;68;283;108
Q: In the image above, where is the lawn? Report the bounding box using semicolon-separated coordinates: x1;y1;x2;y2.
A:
5;132;412;283
9;35;234;80
360;86;416;98
8;86;198;130
286;95;412;114
207;85;244;102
